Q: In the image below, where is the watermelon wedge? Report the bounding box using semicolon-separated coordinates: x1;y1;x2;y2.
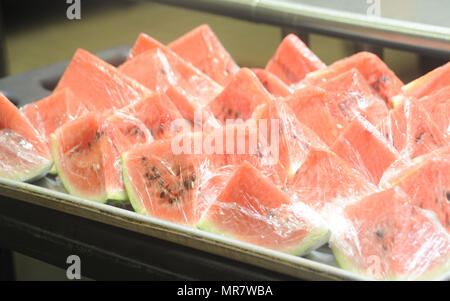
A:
23;88;88;150
54;49;151;112
284;85;341;146
51;112;107;202
208;68;273;124
287;148;376;210
0;93;52;182
382;146;450;232
331;116;399;185
265;34;326;85
128;33;166;60
318;68;389;127
379;97;447;159
122;133;210;225
203;122;284;187
252;99;328;180
168;24;239;86
417;86;450;137
306;52;404;107
197;161;330;255
331;187;450;280
393;61;450;106
251;68;293;98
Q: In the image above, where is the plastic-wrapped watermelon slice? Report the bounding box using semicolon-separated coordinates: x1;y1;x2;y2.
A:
252;99;329;182
122;133;213;226
54;49;152;112
0;93;52;182
287;147;376;210
305;52;403;107
378;97;447;160
23;88;89;150
168;24;240;86
330;187;450;280
331;115;399;185
381;146;450;233
284;85;341;146
317;68;389;127
197;161;330;255
265;34;326;85
208;68;273;124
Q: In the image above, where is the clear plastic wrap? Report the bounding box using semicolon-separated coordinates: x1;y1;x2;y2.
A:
118;45;223;124
330;115;400;185
168;24;240;86
207;68;273;124
54;48;152;112
265;33;326;85
304;51;404;106
316;68;389;128
0;93;52;182
329;187;450;280
22;88;89;150
378;96;447;160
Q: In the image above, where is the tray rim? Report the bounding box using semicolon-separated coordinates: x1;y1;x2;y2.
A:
0;177;372;281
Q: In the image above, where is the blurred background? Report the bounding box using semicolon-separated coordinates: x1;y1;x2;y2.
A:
0;0;447;280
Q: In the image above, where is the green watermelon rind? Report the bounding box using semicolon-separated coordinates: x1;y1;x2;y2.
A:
331;244;450;281
106;186;129;203
51;134;108;204
1;157;53;183
197;216;330;256
121;152;147;216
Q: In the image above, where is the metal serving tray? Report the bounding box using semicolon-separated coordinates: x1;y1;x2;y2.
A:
0;46;448;281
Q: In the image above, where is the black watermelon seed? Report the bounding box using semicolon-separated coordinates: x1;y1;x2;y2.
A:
415;132;424;143
376;230;384;238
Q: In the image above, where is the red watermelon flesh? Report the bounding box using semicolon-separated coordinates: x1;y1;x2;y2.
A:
113;93;188;140
252;100;329;181
418;86;450;137
23;88;88;150
122;133;211;225
306;52;404;107
376;103;408;153
400;61;450;101
168;24;239;86
208;68;273;124
251;68;293;98
55;49;151;112
284;85;341;146
203;122;285;187
317;68;389;127
51;112;107;202
331;187;450;280
99;133;126;201
381;97;447;159
197;161;330;255
287;148;376;210
128;33;166;60
383;146;450;232
0;93;52;182
265;34;326;85
331;116;400;185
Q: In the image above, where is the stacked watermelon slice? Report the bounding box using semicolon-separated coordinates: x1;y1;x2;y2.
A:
0;24;449;280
